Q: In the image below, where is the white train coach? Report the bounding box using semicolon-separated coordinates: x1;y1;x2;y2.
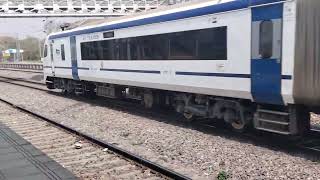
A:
43;0;320;135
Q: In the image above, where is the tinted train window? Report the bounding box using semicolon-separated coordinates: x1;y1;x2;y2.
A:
81;41;112;60
128;39;139;60
99;41;112;60
127;34;168;60
197;27;227;60
259;20;273;59
61;44;65;60
169;31;196;60
80;26;227;60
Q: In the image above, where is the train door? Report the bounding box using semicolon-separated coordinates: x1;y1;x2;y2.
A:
251;4;283;105
49;43;55;75
70;36;79;80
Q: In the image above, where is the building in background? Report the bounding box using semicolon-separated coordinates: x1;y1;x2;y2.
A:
1;49;24;62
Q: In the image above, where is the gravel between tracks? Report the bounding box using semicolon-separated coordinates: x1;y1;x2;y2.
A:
0;77;320;179
0;100;163;180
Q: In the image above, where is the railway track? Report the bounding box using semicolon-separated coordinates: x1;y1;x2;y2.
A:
0;74;319;164
0;75;44;85
0;68;43;74
0;88;191;179
0;76;46;91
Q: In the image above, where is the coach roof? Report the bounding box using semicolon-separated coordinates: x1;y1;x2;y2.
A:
48;0;284;40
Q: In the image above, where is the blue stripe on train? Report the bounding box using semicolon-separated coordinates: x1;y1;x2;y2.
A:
176;71;251;78
50;66;88;70
100;68;160;74
49;1;246;39
49;66;293;79
55;66;72;69
252;2;283;21
49;0;285;40
78;67;90;70
176;71;292;80
249;0;284;6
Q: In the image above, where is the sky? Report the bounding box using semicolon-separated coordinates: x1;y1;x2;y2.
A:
0;17;100;39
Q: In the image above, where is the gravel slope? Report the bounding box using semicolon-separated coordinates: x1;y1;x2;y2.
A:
0;81;320;179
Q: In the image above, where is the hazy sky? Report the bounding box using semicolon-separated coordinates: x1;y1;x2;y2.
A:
0;17;100;39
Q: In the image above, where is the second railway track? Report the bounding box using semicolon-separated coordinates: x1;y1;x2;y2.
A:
0;82;191;179
0;75;44;86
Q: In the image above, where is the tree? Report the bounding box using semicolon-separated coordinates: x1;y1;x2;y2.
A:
20;36;44;61
0;36;16;50
0;36;44;62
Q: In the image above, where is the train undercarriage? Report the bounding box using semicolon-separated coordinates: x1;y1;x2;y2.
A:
46;77;310;136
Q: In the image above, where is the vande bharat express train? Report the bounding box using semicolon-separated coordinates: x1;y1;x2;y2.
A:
42;0;320;136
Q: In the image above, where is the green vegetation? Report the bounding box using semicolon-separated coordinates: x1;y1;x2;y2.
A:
0;36;44;62
217;171;229;180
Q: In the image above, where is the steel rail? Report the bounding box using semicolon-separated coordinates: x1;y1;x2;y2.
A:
0;78;46;92
0;76;44;85
0;68;43;74
0;91;191;180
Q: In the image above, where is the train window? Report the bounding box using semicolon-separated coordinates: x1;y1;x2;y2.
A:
259;20;273;59
43;45;48;58
144;34;168;60
103;31;114;38
152;35;169;60
61;44;65;61
168;27;227;60
128;39;140;60
116;39;128;60
169;31;196;60
80;26;227;61
81;42;94;60
103;41;113;60
81;41;111;60
197;27;227;60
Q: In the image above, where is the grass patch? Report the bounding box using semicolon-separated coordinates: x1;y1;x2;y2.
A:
217;171;228;180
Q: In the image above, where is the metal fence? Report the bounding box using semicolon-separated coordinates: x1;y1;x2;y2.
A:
0;63;43;70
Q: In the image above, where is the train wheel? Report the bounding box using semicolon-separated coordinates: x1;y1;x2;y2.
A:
62;89;68;95
46;82;54;89
183;111;194;122
230;119;246;133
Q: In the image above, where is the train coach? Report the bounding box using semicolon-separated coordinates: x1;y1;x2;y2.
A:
43;0;320;136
